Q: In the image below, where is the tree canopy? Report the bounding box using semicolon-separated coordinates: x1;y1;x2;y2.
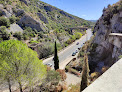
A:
0;40;46;92
54;41;59;70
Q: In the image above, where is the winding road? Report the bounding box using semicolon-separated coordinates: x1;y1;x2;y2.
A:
43;29;92;69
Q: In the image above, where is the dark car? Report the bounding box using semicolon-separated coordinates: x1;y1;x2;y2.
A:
76;42;79;45
78;47;81;50
72;52;76;56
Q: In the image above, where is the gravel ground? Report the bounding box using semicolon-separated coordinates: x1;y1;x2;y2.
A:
66;73;81;86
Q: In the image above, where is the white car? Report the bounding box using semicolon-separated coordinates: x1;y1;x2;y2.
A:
46;63;52;67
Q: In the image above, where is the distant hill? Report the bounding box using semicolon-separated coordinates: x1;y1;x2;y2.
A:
87;20;97;23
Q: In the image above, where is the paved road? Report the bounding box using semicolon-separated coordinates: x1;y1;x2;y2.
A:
43;29;92;68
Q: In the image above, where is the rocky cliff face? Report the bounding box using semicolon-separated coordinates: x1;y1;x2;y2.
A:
89;1;122;72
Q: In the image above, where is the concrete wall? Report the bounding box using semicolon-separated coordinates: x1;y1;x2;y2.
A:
109;33;122;48
83;58;122;92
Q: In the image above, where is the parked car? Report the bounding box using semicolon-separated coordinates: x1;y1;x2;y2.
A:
46;63;52;67
76;42;79;45
75;50;78;53
72;52;76;56
78;47;81;50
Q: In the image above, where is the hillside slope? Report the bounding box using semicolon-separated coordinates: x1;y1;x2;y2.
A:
0;0;94;59
0;0;93;32
88;1;122;72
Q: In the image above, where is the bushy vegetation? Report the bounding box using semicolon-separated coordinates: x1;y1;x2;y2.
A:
0;26;10;40
9;16;16;24
103;0;122;25
80;54;89;91
23;27;36;38
119;55;122;59
38;43;54;59
0;17;10;27
65;66;80;76
13;32;23;40
29;39;39;44
41;70;61;91
66;84;80;92
64;32;83;46
0;40;46;92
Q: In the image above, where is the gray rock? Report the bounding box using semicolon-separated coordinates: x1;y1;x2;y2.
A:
19;0;30;5
6;23;23;33
59;10;74;19
17;14;45;32
0;8;12;17
17;9;25;16
0;8;6;16
4;9;12;17
44;6;57;12
89;9;122;72
6;5;13;14
0;4;4;9
37;13;48;23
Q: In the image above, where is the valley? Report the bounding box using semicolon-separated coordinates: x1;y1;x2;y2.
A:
0;0;122;92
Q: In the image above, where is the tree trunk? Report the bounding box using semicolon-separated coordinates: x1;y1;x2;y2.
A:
7;78;12;92
18;82;23;92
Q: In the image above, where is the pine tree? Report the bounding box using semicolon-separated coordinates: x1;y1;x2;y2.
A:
54;41;59;70
80;53;90;91
0;40;46;92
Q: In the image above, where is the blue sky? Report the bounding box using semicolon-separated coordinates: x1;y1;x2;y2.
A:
40;0;119;20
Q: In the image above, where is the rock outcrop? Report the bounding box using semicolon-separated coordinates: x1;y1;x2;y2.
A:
37;13;48;23
17;14;45;32
89;1;122;72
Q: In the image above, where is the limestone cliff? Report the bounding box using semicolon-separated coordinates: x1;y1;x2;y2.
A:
89;1;122;72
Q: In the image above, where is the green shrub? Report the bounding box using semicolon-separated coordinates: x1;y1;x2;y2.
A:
0;38;3;42
38;43;54;59
0;26;10;40
16;17;20;22
0;17;10;27
0;26;6;32
23;27;36;37
38;32;44;39
9;16;16;24
13;32;23;40
75;32;83;39
119;55;122;59
23;34;29;40
56;43;62;51
71;35;76;41
64;42;68;47
12;8;17;13
65;66;80;76
29;39;39;44
0;10;3;16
